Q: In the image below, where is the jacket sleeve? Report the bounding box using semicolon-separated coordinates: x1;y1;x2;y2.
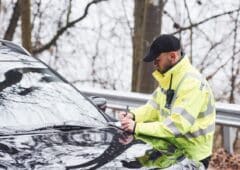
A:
135;78;208;138
131;88;160;123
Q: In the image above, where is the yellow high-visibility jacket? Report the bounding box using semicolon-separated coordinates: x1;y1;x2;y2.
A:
132;57;216;161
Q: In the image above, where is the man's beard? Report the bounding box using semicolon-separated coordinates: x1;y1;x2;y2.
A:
157;64;173;74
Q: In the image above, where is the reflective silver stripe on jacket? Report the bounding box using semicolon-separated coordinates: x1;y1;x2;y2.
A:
163;117;215;138
163;117;181;136
147;89;160;109
184;123;215;138
198;96;214;118
172;107;195;124
147;99;159;109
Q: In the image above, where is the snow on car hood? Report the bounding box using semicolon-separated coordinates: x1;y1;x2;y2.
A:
0;61;106;130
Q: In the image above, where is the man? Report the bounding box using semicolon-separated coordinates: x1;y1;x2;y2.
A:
119;34;216;169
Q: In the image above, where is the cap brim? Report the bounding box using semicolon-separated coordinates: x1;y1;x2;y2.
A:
143;50;156;62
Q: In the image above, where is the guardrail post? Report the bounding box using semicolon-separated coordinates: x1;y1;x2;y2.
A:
223;126;237;153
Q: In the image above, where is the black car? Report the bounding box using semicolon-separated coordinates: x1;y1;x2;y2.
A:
0;40;182;170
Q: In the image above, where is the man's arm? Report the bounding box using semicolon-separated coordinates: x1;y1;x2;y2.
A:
131;88;160;123
118;88;160;124
135;78;208;138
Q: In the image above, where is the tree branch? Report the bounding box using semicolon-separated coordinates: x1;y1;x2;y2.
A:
3;0;20;40
66;0;72;25
171;8;240;35
206;48;240;81
229;5;240;103
183;0;193;62
32;0;107;55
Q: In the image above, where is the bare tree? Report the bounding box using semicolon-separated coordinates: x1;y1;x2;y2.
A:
132;0;166;93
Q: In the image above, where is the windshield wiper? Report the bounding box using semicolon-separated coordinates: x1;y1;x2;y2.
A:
33;124;93;131
0;123;96;136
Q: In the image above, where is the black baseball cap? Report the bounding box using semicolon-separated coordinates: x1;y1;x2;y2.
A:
143;34;181;62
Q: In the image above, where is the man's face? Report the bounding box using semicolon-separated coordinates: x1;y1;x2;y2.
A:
154;52;173;74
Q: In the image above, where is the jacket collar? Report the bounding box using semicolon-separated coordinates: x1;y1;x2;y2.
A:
152;57;191;89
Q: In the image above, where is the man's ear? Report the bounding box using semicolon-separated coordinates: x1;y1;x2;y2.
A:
169;52;177;63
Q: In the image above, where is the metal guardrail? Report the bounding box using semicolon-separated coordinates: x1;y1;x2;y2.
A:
80;87;240;153
80;88;240;127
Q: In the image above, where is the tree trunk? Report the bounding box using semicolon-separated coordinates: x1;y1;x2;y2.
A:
132;0;165;93
20;0;32;54
131;0;145;93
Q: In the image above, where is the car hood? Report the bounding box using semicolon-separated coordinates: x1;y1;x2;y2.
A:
0;127;153;170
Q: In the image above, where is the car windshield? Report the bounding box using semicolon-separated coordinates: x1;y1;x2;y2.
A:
0;48;106;130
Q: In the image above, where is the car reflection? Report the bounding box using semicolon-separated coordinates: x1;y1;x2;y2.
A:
0;128;141;169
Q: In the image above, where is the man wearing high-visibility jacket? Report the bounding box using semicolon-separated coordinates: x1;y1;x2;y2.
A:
119;34;216;169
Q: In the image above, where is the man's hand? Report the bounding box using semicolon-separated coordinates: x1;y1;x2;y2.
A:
118;133;134;145
118;111;134;122
121;117;135;133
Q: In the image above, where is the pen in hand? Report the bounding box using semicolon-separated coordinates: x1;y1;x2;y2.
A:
124;105;129;117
